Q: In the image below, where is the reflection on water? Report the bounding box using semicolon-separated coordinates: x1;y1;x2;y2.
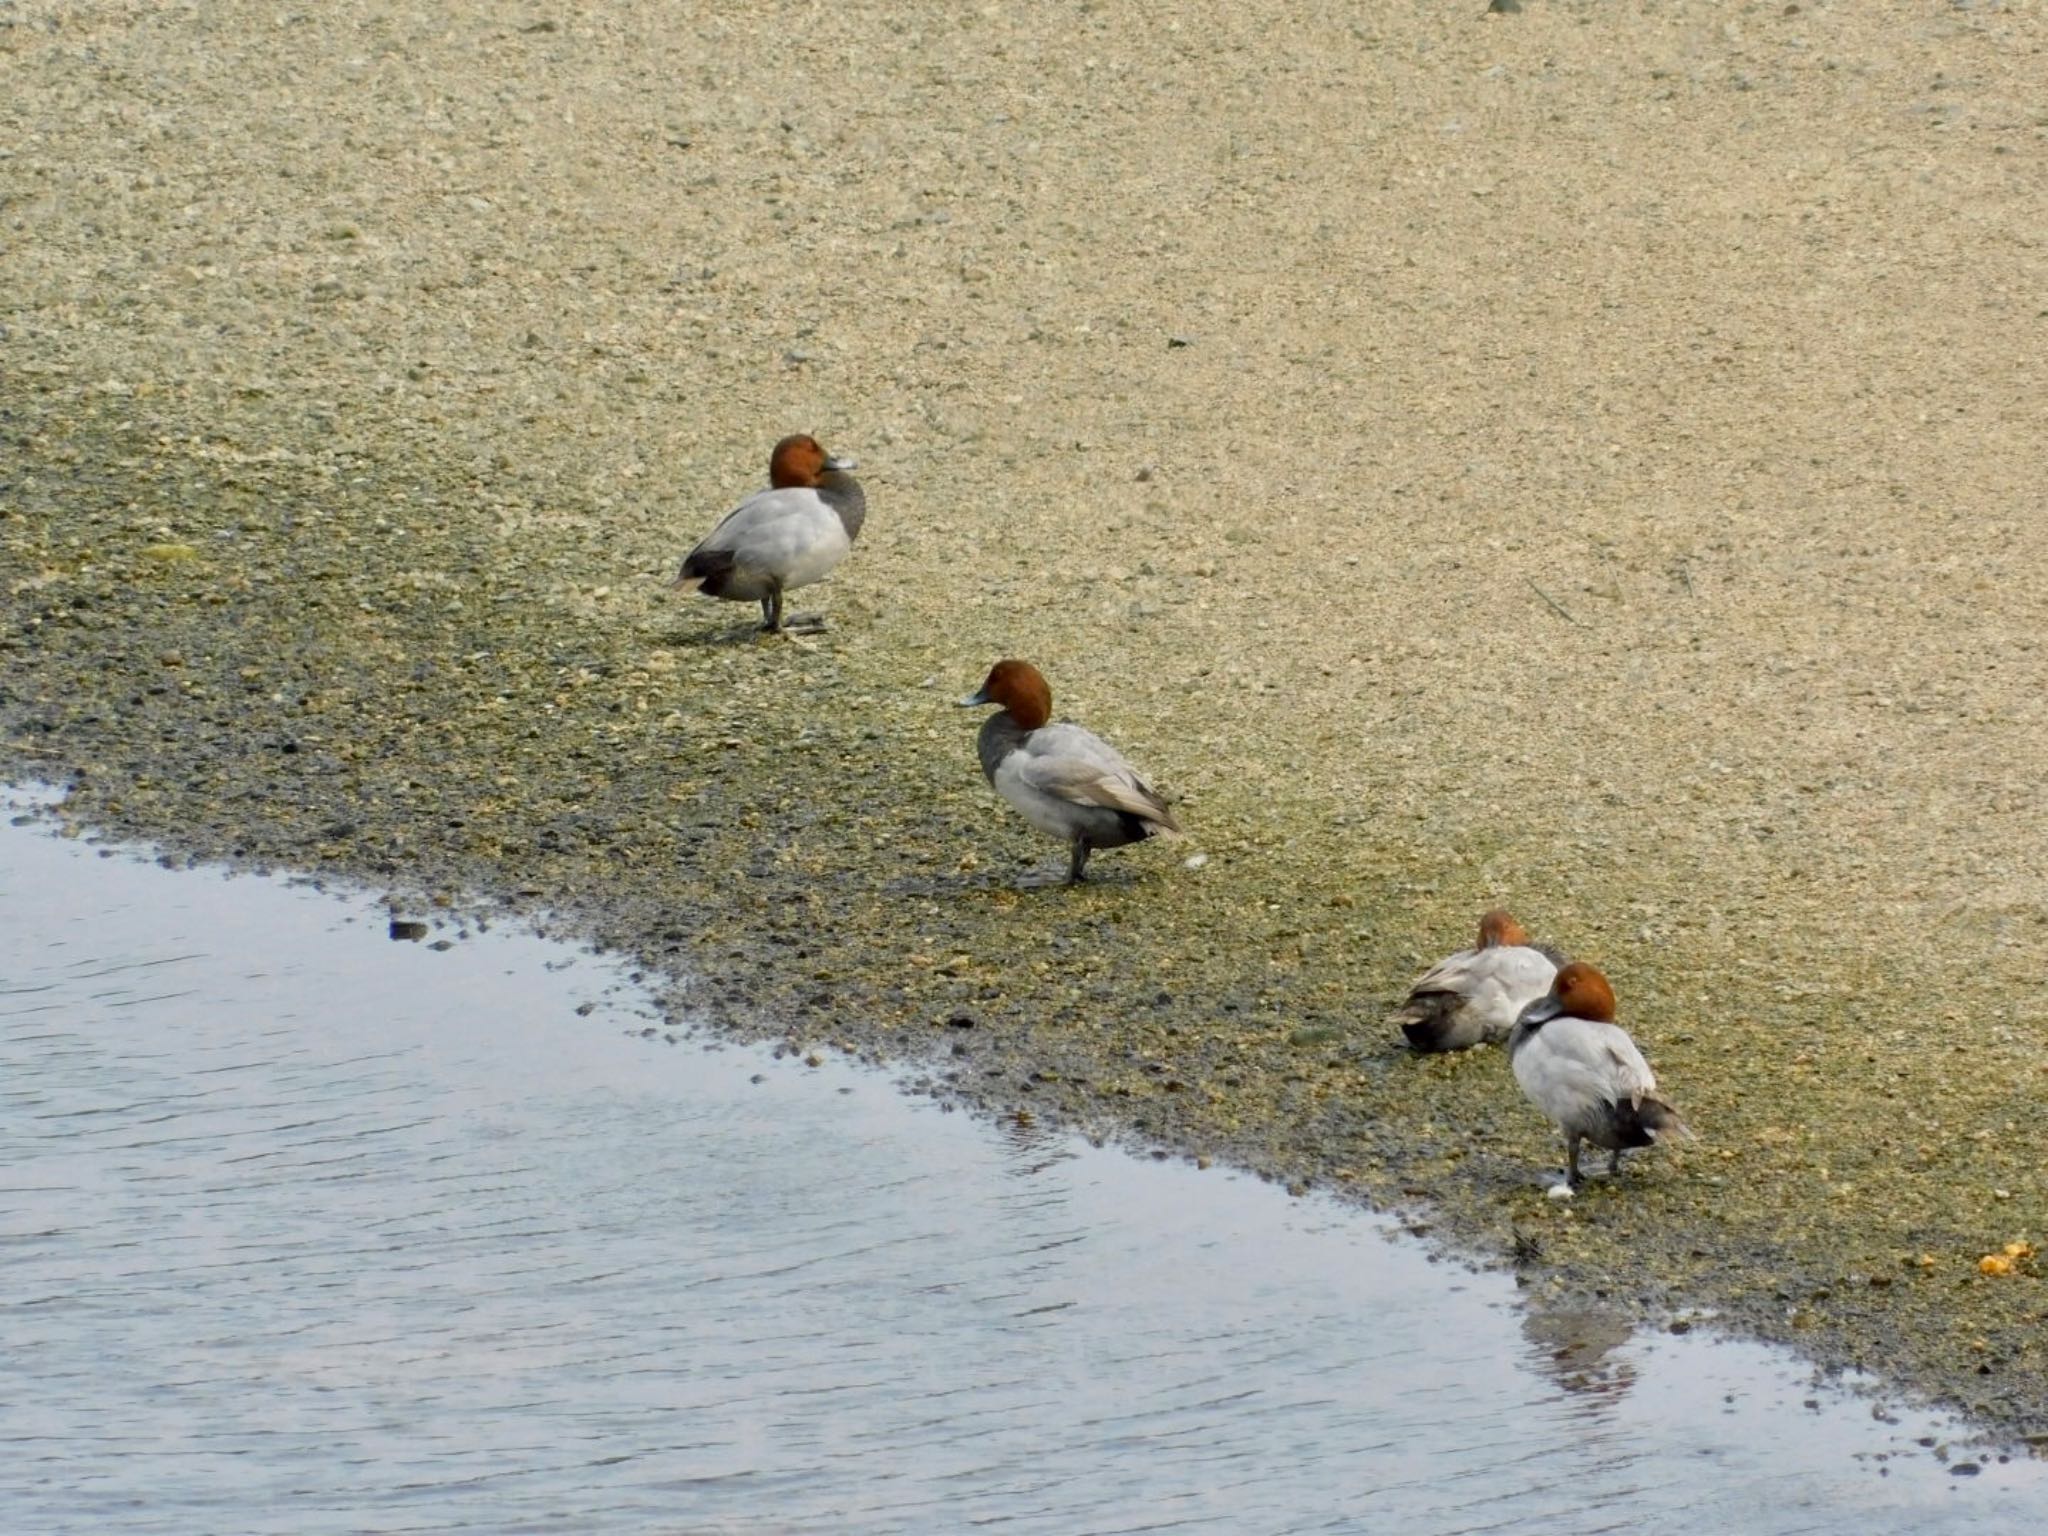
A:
0;802;2039;1535
1522;1307;1641;1406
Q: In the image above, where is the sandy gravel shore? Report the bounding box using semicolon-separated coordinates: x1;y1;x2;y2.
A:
5;2;2045;1439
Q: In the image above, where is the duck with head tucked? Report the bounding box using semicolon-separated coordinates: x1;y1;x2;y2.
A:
1508;961;1692;1191
1391;908;1562;1053
671;434;865;634
959;659;1181;885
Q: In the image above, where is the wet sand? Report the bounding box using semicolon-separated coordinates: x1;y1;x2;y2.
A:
4;3;2045;1439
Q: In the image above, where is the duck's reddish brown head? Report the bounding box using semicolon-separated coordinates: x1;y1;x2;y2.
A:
767;434;830;488
1476;909;1530;949
958;659;1053;731
1552;962;1618;1023
1516;961;1619;1033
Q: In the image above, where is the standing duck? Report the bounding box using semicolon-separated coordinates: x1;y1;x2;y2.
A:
1390;908;1562;1053
671;434;865;633
958;659;1181;884
1508;962;1692;1189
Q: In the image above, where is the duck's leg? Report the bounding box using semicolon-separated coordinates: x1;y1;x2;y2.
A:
1564;1133;1585;1189
1066;839;1091;884
1608;1146;1624;1177
759;582;785;634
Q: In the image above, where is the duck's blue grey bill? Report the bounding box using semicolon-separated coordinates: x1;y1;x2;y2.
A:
957;688;991;707
1516;995;1563;1027
823;454;858;472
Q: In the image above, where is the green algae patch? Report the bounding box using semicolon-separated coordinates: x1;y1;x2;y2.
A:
6;395;2044;1443
138;542;203;564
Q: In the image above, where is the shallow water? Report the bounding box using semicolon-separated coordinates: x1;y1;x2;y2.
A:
0;803;2038;1535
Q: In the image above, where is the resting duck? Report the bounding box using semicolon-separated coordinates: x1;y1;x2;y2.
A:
1391;908;1562;1052
671;434;865;633
1508;962;1692;1189
958;659;1181;884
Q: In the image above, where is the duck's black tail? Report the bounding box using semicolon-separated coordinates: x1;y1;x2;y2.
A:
673;546;737;596
1637;1095;1694;1144
1392;992;1464;1052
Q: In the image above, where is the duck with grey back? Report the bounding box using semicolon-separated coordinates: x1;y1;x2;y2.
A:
1507;962;1692;1188
672;434;865;634
958;660;1181;885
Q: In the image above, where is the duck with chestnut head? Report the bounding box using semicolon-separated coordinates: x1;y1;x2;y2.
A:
958;659;1181;885
1391;908;1563;1053
671;433;865;634
1508;962;1692;1190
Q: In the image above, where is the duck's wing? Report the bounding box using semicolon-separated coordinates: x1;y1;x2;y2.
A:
682;489;847;586
1543;1016;1659;1105
1409;943;1553;998
1459;946;1560;1042
1484;945;1563;1005
1015;724;1180;831
691;488;831;553
1403;946;1484;999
